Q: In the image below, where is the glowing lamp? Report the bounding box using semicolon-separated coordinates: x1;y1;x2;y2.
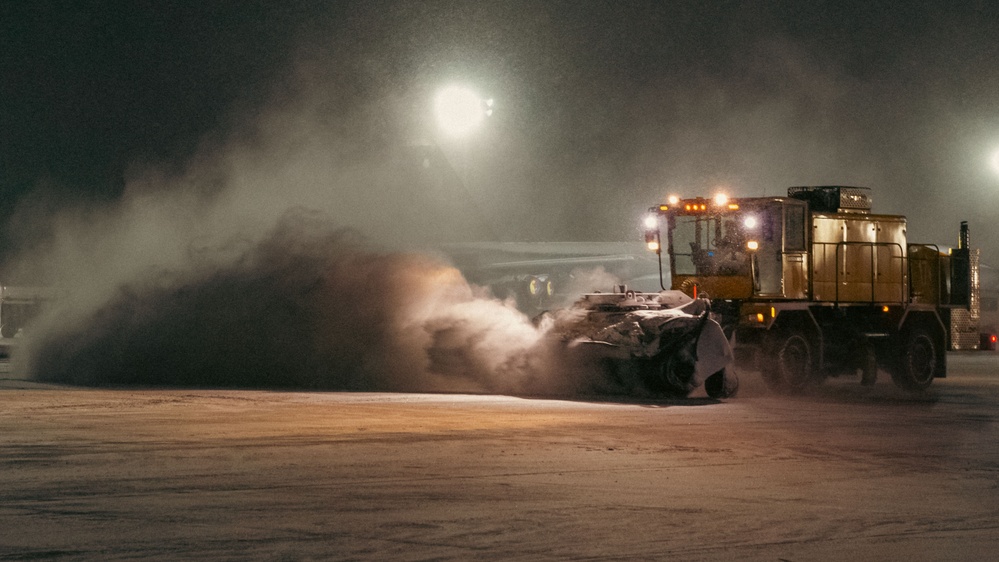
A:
435;85;487;137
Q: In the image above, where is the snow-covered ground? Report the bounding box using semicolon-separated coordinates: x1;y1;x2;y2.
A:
2;353;998;560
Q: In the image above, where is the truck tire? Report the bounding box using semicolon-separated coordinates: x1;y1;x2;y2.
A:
889;329;936;391
762;332;815;392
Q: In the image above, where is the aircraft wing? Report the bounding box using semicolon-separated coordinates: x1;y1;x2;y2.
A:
438;242;664;313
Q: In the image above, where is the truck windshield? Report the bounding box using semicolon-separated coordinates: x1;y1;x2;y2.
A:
670;214;750;276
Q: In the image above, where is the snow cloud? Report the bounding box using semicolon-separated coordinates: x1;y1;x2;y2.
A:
23;210;585;394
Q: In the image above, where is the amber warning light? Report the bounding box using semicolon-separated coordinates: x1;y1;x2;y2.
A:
674;197;739;212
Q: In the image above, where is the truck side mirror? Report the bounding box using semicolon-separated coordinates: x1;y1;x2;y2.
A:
645;229;661;254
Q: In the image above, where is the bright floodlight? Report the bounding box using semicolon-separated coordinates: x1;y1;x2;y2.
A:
991;147;999;174
667;194;680;205
714;192;729;206
644;214;658;229
435;85;486;138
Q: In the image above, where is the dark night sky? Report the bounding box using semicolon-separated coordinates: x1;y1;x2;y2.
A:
3;1;999;265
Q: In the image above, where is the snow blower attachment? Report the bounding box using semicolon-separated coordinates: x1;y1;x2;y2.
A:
545;286;737;398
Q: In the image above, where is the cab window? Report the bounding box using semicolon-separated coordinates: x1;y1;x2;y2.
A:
785;204;806;251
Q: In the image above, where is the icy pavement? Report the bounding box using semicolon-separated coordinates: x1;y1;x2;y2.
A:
1;354;998;560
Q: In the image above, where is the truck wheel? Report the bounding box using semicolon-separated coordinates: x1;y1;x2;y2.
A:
889;329;936;391
762;333;815;392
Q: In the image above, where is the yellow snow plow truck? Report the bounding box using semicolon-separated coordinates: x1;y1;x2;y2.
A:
643;186;973;392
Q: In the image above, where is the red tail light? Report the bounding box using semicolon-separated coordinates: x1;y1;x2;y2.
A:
980;333;997;350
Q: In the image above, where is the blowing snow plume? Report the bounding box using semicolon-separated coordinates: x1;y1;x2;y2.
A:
2;31;626;396
20;208;604;395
